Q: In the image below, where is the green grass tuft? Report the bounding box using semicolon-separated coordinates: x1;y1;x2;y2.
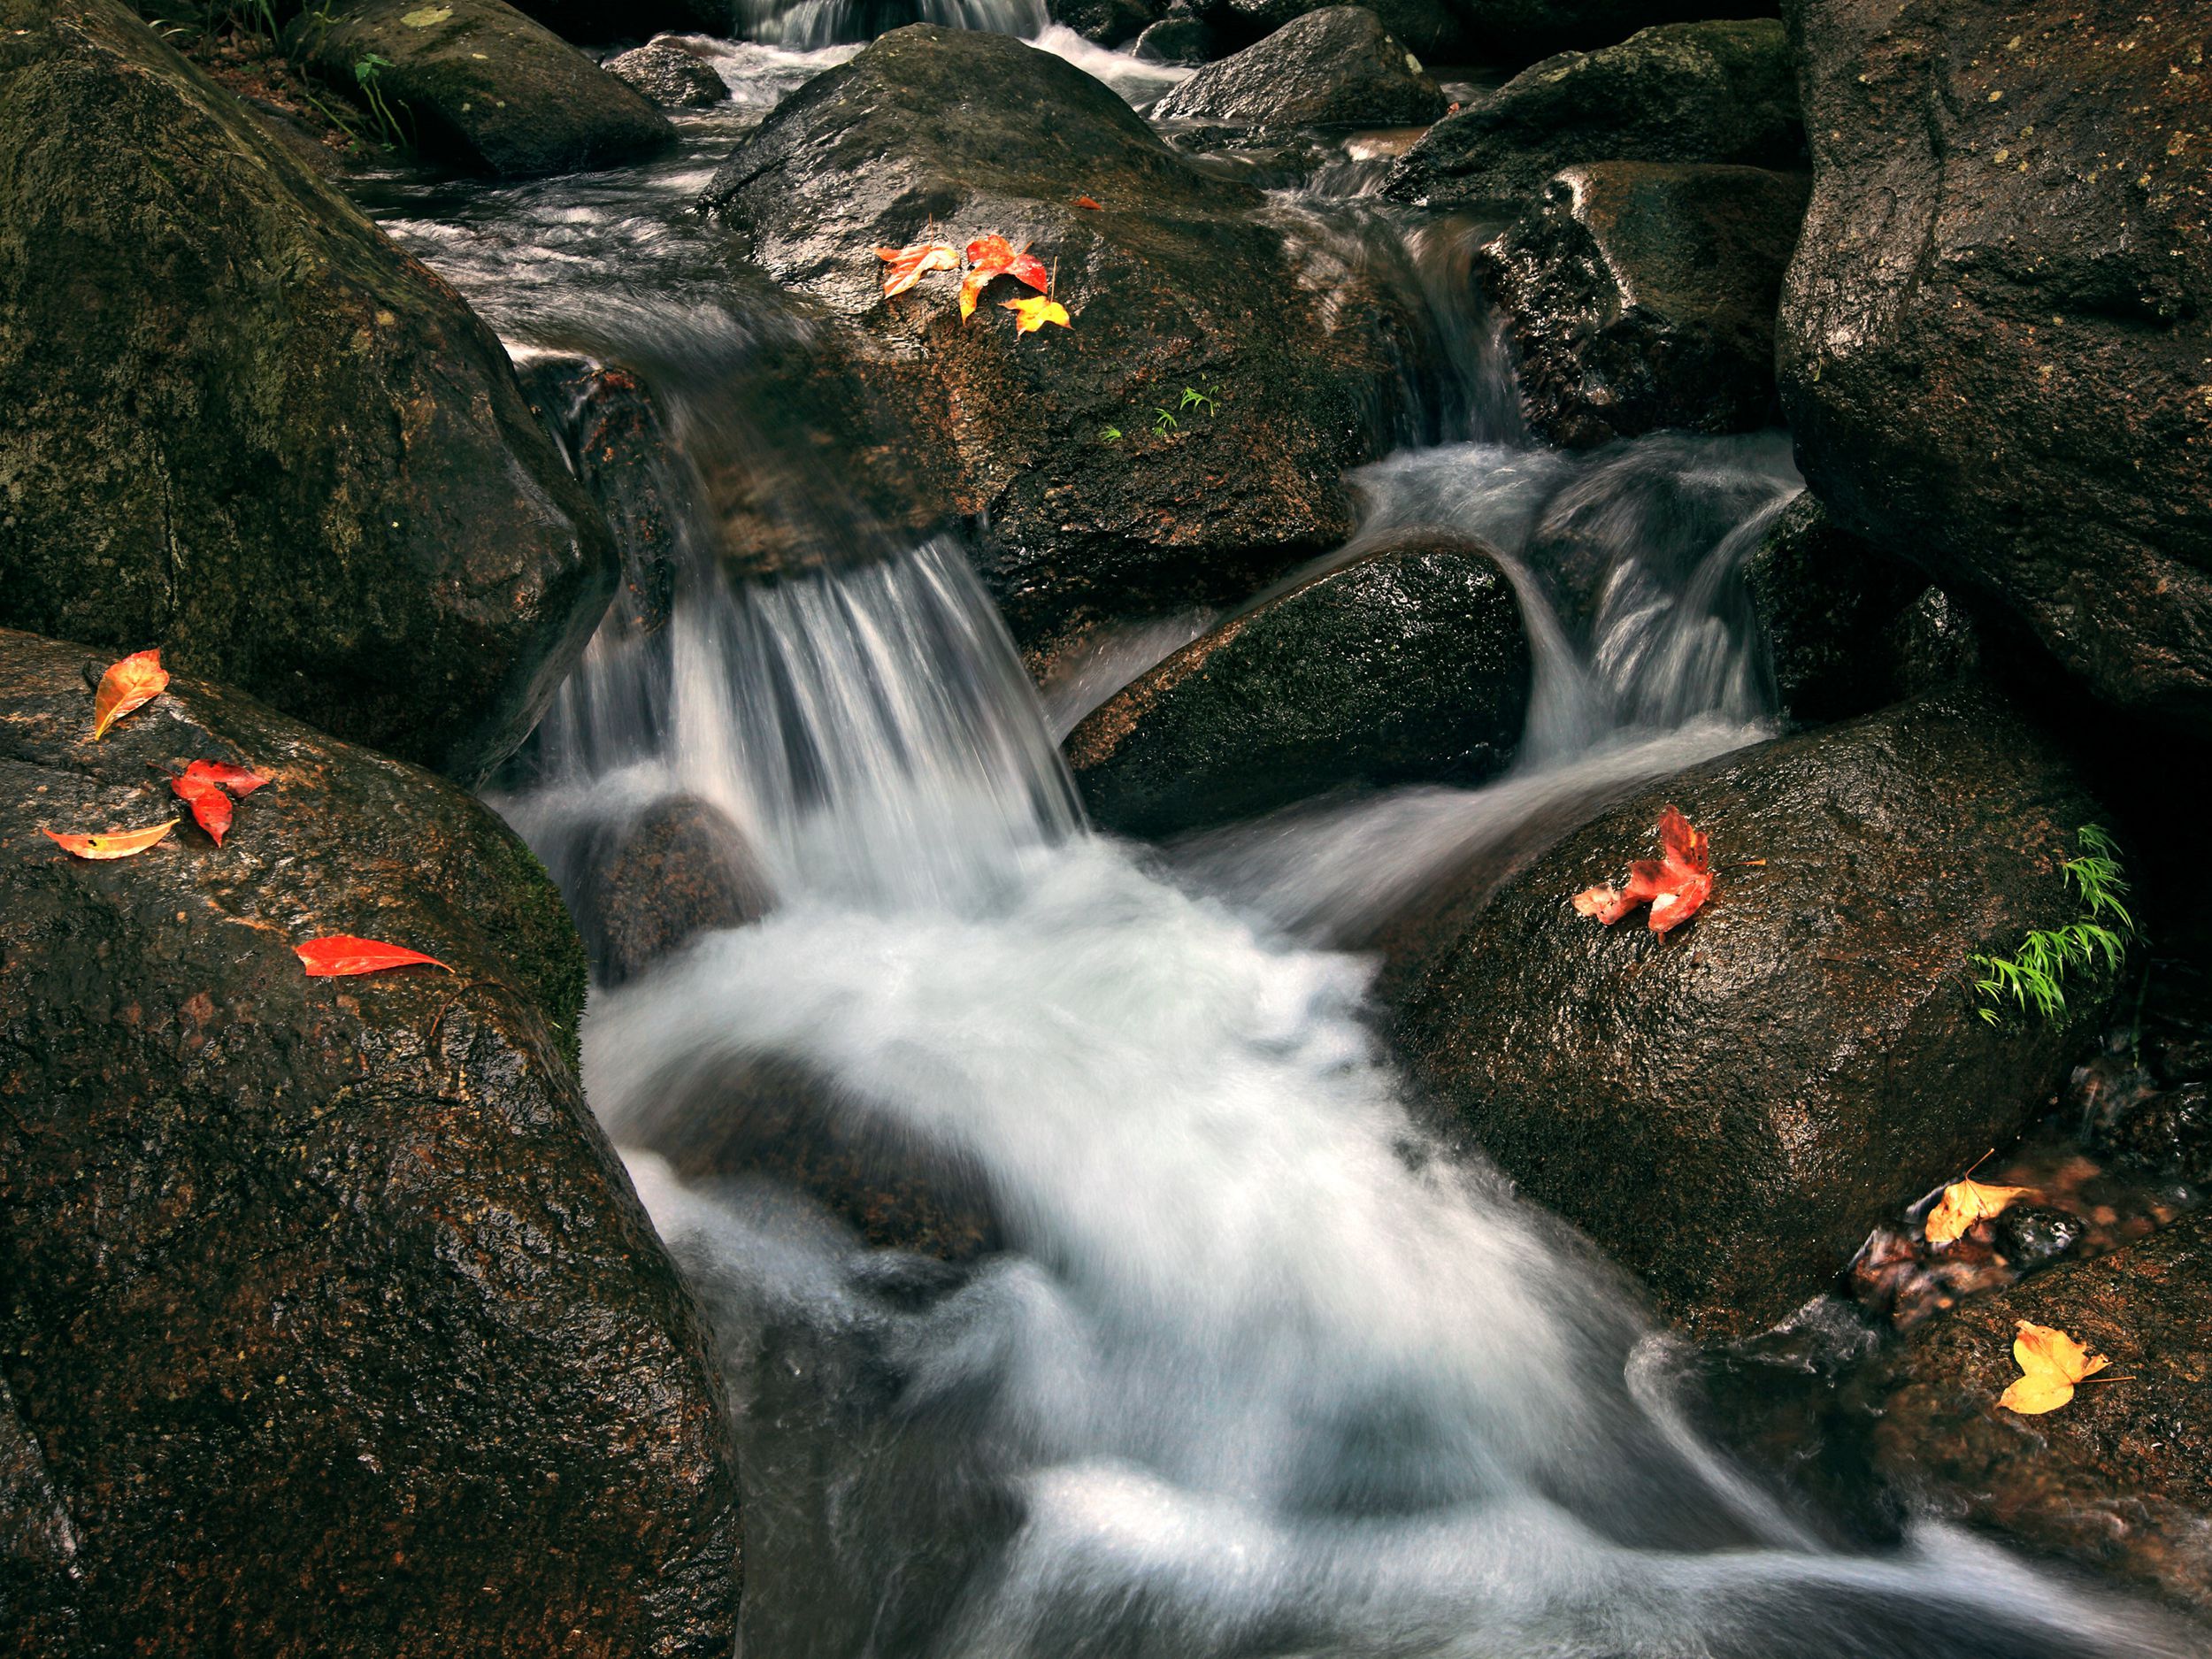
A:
1972;824;2134;1026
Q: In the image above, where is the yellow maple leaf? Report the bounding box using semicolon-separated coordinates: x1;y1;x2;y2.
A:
1997;1319;2108;1415
1924;1177;2035;1245
1003;296;1071;334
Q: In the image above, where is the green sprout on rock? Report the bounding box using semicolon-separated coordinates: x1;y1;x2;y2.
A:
1972;825;2134;1025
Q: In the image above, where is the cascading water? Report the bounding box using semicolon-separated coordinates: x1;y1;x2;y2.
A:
362;25;2192;1658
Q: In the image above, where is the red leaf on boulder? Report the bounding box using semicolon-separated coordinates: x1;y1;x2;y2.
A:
91;649;168;741
876;239;958;298
295;935;452;977
960;234;1050;320
171;759;272;846
1571;805;1714;936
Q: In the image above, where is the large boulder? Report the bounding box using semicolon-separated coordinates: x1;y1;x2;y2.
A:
605;39;728;108
703;26;1425;649
1384;19;1802;213
1854;1212;2212;1617
1064;531;1530;837
288;0;675;177
1134;10;1218;64
0;0;617;786
0;629;741;1654
1476;161;1809;446
1052;0;1165;46
558;794;772;986
1393;687;2113;1340
1151;7;1446;130
1776;1;2212;739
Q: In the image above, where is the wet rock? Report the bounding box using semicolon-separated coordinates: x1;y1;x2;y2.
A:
1856;1212;2212;1616
1445;0;1779;58
2094;1083;2212;1188
289;0;676;177
1384;19;1802;213
1393;687;2113;1340
1204;0;1464;60
1992;1204;2088;1272
0;627;741;1655
1133;10;1217;64
1741;493;1970;731
1477;161;1809;446
1777;0;2212;738
703;25;1427;649
606;38;727;107
563;795;772;985
0;1374;77;1653
1052;0;1164;45
519;357;687;635
1152;8;1446;130
0;0;618;786
1065;531;1529;838
605;1053;1002;1261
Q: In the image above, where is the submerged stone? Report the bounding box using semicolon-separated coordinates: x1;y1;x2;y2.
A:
1393;687;2113;1340
1778;0;2212;738
0;627;741;1655
1065;531;1530;837
0;0;618;786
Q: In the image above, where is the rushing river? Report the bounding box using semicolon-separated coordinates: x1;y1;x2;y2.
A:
362;22;2188;1658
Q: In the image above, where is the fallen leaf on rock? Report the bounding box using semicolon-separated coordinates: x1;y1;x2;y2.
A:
1075;195;1103;210
172;759;273;847
1925;1177;2037;1245
1571;806;1713;936
43;820;178;860
1998;1319;2108;1415
877;240;958;298
296;935;453;977
961;234;1050;320
91;649;168;741
1004;296;1071;334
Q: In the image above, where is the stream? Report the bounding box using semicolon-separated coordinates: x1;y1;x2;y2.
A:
357;20;2189;1658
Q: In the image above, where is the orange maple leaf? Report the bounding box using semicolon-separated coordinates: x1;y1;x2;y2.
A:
876;239;958;299
1571;805;1713;936
91;649;168;741
1003;296;1071;334
960;234;1050;321
43;820;179;860
1998;1320;2109;1415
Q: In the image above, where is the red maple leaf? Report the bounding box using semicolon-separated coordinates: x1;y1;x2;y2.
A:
1572;805;1713;936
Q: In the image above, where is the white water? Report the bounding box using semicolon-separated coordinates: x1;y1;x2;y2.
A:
351;21;2197;1655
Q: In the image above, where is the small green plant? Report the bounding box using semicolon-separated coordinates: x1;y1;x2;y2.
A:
1973;825;2134;1025
352;51;414;149
1100;425;1123;443
1178;386;1220;417
1151;407;1178;435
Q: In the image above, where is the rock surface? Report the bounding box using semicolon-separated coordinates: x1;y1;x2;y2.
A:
606;39;727;107
1053;0;1164;45
1152;7;1445;130
1742;493;1976;731
290;0;675;177
561;794;772;985
0;627;741;1655
1133;11;1217;63
1384;19;1802;213
1478;161;1809;446
1394;687;2112;1340
703;25;1425;649
1203;0;1463;59
509;0;731;40
1855;1212;2212;1616
1776;0;2212;738
1065;532;1530;837
1444;0;1778;58
0;0;617;786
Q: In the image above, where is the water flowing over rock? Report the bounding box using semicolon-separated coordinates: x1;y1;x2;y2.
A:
1384;19;1802;213
1776;0;2212;738
701;25;1425;649
1151;7;1446;130
1065;531;1530;837
0;0;618;786
1854;1211;2212;1618
605;38;729;107
557;793;773;984
1477;161;1809;446
0;628;741;1655
288;0;676;177
1393;687;2112;1340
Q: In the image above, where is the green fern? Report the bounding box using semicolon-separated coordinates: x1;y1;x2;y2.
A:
1972;825;2134;1025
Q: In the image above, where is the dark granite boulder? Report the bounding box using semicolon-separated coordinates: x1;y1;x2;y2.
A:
289;0;675;176
562;794;772;985
1065;531;1530;837
1152;7;1447;130
1777;0;2212;738
1477;161;1809;445
1393;687;2113;1340
606;38;727;107
703;25;1429;649
0;628;741;1655
1384;19;1802;213
0;0;618;786
1134;10;1217;63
